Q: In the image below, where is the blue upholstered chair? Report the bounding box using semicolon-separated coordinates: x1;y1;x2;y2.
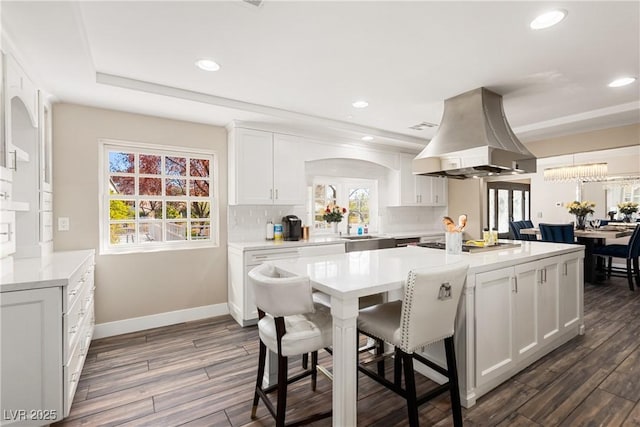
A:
509;220;537;241
593;225;640;291
539;223;575;244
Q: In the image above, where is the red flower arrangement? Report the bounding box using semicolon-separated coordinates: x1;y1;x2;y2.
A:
323;204;347;223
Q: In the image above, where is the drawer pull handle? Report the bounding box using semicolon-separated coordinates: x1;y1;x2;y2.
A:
70;325;78;334
69;289;78;296
71;372;78;382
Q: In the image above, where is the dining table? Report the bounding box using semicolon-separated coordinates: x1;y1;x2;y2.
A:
519;227;633;283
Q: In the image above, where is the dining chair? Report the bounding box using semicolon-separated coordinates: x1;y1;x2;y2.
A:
539;223;575;244
357;263;470;427
509;220;537;241
592;225;640;291
248;263;332;427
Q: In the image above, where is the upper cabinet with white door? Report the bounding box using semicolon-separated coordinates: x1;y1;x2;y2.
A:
396;152;448;206
228;127;305;205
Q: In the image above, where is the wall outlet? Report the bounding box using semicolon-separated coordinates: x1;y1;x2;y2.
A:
537;212;543;218
58;217;70;231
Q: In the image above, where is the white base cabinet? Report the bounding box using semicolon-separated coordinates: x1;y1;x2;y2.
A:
1;250;95;426
228;243;345;326
471;252;583;401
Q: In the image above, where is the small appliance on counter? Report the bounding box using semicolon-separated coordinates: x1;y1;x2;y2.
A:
282;215;302;241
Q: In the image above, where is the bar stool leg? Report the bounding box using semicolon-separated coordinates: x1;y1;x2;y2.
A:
376;338;385;377
444;337;463;427
276;354;288;427
627;259;634;291
394;348;402;387
252;341;267;418
401;350;419;427
633;257;640;289
311;351;318;391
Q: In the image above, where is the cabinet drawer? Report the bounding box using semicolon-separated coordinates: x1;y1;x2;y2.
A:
246;248;300;264
0;210;16;258
63;323;92;416
66;259;95;310
0;179;11;210
64;282;93;361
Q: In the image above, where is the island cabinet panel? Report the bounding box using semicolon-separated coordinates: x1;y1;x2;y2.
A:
560;253;583;330
538;259;560;345
475;266;515;387
514;262;539;360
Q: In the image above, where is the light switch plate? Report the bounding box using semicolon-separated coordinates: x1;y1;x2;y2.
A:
58;217;70;231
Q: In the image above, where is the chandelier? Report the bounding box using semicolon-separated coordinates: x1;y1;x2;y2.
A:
543;162;608;182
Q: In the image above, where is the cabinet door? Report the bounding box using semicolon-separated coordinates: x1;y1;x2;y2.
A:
538;259;560;344
273;134;306;205
430;176;448;206
1;287;63;425
233;129;274;205
415;175;431;205
399;153;418;205
475;266;515;387
514;261;539;359
560;254;582;330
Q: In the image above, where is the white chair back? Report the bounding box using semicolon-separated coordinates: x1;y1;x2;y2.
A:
248;263;315;317
399;263;469;352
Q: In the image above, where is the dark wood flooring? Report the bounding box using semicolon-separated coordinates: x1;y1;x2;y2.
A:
53;276;640;427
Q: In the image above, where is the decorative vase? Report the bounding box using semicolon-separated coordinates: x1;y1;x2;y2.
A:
332;222;339;234
623;214;632;223
575;215;587;230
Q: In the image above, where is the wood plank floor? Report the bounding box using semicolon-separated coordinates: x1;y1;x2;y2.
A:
53;276;640;427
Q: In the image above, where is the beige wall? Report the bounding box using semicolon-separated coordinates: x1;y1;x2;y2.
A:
53;103;228;324
526;123;640;158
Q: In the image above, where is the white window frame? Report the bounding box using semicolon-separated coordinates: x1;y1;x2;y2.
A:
312;177;378;234
99;139;219;254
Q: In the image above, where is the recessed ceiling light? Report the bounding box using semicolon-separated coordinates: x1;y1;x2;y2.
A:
361;136;374;142
195;59;220;72
352;100;369;108
608;77;637;87
530;9;567;30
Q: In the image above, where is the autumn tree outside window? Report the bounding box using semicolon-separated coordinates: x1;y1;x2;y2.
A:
100;140;218;254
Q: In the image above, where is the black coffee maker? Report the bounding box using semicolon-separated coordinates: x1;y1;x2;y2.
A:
282;215;302;241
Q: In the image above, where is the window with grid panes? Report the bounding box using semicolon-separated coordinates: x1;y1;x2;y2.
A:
100;140;218;253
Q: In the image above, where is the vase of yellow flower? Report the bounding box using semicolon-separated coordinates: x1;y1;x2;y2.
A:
618;202;639;223
323;204;347;233
566;200;596;230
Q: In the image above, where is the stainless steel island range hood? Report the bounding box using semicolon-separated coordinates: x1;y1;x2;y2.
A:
413;87;536;179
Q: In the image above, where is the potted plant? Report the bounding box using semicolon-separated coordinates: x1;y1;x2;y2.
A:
323;204;347;233
565;200;595;230
617;202;639;222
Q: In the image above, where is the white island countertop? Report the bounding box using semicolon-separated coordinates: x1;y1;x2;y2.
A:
0;250;95;293
270;240;583;299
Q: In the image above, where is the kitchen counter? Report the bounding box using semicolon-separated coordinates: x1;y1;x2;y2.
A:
227;229;444;251
0;250;95;293
270;241;584;423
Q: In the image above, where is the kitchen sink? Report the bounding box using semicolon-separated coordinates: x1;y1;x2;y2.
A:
342;235;377;240
344;236;396;252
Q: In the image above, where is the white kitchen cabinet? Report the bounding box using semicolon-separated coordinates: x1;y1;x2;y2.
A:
475;252;581;389
1;250;95;426
228;127;305;205
228;243;345;326
559;253;583;331
475;266;516;387
1;287;62;427
396;153;447;206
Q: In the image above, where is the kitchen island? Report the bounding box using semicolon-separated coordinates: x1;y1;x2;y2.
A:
271;241;584;427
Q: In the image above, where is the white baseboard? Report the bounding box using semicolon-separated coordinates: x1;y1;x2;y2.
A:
93;303;230;339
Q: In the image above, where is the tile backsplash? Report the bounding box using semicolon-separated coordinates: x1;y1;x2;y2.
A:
228;205;306;241
228;204;447;241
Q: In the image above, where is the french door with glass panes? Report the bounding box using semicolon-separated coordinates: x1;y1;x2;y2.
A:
487;182;531;239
